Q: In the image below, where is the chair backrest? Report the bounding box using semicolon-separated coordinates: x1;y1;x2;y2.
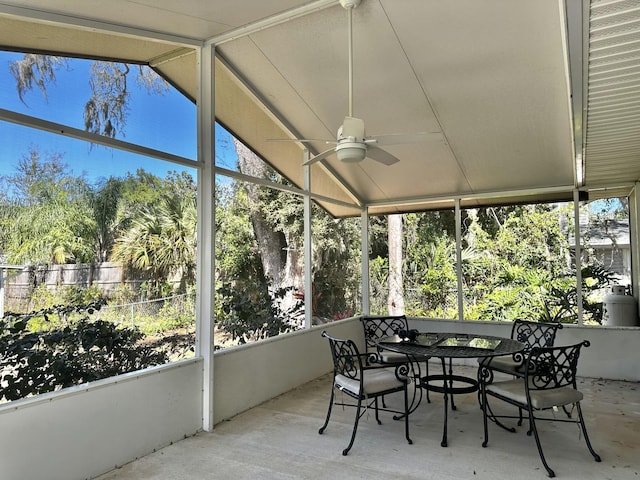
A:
524;340;589;390
360;315;409;350
511;319;563;352
322;331;363;381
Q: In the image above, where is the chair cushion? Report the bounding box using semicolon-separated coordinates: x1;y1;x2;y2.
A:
482;356;522;375
336;368;404;397
487;379;584;410
368;347;408;364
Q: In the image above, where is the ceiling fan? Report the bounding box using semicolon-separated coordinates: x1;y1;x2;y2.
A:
278;0;442;167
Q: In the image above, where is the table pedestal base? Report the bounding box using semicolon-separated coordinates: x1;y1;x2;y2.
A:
420;365;479;447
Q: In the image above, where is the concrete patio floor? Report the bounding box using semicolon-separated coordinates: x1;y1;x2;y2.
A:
96;366;639;480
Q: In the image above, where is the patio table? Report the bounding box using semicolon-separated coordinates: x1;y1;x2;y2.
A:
378;332;525;447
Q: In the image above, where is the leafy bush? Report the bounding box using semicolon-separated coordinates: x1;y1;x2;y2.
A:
0;301;168;402
24;285;106;331
139;294;195;335
109;284;139;305
216;282;302;344
540;263;616;324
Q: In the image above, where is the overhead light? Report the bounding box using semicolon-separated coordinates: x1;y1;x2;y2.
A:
336;141;367;162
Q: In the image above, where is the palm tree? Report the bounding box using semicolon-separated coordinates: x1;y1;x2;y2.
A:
111;190;196;297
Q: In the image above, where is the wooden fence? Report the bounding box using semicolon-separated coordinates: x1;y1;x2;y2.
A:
1;263;142;312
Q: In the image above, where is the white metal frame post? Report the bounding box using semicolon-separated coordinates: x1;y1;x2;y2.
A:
455;199;464;320
303;153;313;328
573;189;584;325
632;184;640;303
196;44;216;431
361;207;370;314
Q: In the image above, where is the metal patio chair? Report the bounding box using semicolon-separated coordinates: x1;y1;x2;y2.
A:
318;331;412;456
479;340;601;477
478;319;564;420
361;315;412;364
361;314;430;404
480;319;563;376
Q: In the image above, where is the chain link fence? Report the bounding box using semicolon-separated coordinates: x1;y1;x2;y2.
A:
99;293;196;335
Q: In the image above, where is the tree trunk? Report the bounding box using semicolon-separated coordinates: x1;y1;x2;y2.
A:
388;214;404;315
233;138;302;314
465;208;478;249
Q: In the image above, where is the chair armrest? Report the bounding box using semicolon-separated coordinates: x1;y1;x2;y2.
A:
480;352;527;378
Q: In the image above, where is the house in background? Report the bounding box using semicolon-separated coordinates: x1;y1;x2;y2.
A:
586;219;632;288
568;217;632;289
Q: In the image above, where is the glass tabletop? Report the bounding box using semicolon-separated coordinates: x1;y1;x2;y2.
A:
378;332;525;359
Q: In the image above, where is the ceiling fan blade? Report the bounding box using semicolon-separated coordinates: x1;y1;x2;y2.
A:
341;116;365;139
366;146;400;166
372;131;442;146
303;147;337;166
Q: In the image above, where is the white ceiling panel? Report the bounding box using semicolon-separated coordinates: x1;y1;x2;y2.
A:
216;0;575;209
0;0;316;40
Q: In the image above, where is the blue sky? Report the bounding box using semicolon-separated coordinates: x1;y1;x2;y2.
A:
0;51;238;185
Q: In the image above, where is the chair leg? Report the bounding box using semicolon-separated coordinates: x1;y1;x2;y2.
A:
395;366;423;419
575;402;602;462
403;383;413;445
526;407;555;478
318;386;335;435
478;385;517;435
518;406;525;426
476;364;486;411
448;358;456;411
424;359;431;402
342;397;363;456
481;382;490;448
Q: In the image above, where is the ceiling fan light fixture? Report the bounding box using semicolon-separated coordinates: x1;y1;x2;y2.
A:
336;142;367;162
279;0;422;167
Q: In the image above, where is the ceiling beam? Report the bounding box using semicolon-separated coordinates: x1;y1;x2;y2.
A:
0;2;202;46
562;0;588;188
366;185;577;210
206;0;336;46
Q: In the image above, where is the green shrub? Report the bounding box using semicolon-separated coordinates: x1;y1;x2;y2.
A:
0;301;168;402
216;282;301;344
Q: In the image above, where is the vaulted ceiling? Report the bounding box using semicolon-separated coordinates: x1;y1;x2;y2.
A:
1;0;639;217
